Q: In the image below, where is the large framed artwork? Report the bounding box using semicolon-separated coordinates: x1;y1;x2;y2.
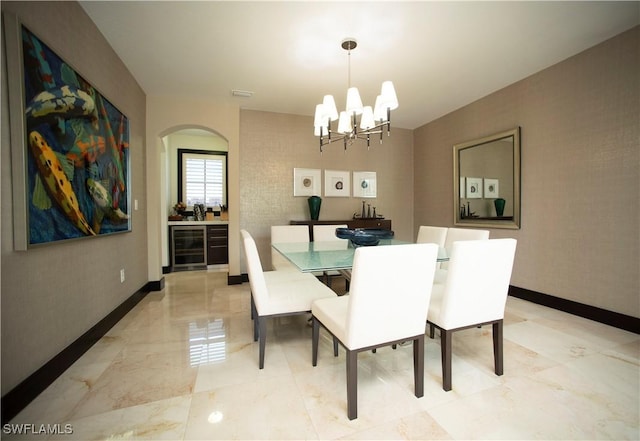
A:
4;13;131;249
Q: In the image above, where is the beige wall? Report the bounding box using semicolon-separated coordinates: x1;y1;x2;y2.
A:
1;2;148;392
414;26;639;317
239;109;414;272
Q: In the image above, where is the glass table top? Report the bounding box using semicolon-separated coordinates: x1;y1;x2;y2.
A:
271;240;448;273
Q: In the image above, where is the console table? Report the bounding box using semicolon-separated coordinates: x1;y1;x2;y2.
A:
290;219;392;241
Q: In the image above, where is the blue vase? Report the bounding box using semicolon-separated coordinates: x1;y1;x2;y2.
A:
308;196;321;220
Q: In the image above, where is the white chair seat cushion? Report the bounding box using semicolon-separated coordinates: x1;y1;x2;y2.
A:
263;270;316;284
261;278;337;316
311;295;350;344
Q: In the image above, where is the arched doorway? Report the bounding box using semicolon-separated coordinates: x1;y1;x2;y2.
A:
159;126;229;272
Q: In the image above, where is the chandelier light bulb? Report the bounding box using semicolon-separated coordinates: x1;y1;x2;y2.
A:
345;87;364;115
337;111;352;134
379;81;399;110
322;95;339;121
360;106;375;130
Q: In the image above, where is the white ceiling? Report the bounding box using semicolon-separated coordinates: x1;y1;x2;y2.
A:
80;1;639;130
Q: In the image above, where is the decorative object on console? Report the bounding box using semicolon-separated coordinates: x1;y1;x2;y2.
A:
335;228;394;247
313;39;398;153
494;198;506;216
308;196;322;220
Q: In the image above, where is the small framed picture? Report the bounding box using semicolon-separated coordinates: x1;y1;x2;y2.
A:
353;171;377;198
466;177;483;199
293;168;321;196
484;178;499;198
324;170;350;197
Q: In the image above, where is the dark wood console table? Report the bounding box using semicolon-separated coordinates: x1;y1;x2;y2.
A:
290;219;392;241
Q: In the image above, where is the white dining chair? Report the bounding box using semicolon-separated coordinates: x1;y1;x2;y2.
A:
427;238;517;391
311;243;439;420
437;227;490;283
241;229;337;369
270;225;311;272
416;225;448;247
312;224;348;287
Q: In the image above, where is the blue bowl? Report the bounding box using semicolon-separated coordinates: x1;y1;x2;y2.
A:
335;228;395;247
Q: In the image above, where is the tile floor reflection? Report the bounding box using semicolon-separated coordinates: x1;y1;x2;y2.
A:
7;270;639;440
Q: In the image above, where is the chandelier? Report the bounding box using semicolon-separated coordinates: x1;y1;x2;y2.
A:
313;38;398;153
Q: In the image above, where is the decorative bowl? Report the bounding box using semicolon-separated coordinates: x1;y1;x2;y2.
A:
335;228;395;247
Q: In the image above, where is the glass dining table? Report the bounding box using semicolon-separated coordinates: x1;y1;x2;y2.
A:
271;240;449;273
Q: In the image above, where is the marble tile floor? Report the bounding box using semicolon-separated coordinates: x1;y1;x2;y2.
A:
6;270;639;440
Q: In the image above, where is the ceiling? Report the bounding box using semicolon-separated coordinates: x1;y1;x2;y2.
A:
79;1;639;130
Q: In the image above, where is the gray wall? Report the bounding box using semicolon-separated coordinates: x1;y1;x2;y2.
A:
1;2;148;393
414;26;639;317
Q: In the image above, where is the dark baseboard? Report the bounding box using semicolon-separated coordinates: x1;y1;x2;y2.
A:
1;285;151;425
146;278;165;292
509;286;639;334
228;274;246;285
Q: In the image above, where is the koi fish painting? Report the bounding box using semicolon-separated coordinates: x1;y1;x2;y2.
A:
15;23;131;245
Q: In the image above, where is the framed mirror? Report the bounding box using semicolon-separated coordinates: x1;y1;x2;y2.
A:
453;127;521;229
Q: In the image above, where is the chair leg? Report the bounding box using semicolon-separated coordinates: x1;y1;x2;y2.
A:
258;317;267;369
333;337;339;357
440;329;452;391
253;308;260;341
493;320;504;376
250;293;255;320
312;317;320;367
346;349;358;420
429;323;435;339
413;335;425;398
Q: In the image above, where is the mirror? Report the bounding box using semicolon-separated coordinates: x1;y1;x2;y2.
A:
453;127;521;229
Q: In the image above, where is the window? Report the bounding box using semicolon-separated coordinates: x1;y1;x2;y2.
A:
178;149;227;208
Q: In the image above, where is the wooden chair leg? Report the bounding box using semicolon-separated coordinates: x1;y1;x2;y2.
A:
346;350;358;420
252;301;259;342
258;317;267;369
312;317;320;366
429;323;435;339
333;337;339;357
493;320;504;376
440;329;452;391
413;335;424;398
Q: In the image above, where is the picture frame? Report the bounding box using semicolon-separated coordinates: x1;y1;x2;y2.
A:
4;13;131;249
484;178;499;198
465;177;483;199
353;171;377;198
324;170;350;197
293;168;321;196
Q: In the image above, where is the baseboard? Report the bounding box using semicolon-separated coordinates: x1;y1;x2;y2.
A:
146;278;165;291
1;285;151;425
509;286;639;334
228;274;246;285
